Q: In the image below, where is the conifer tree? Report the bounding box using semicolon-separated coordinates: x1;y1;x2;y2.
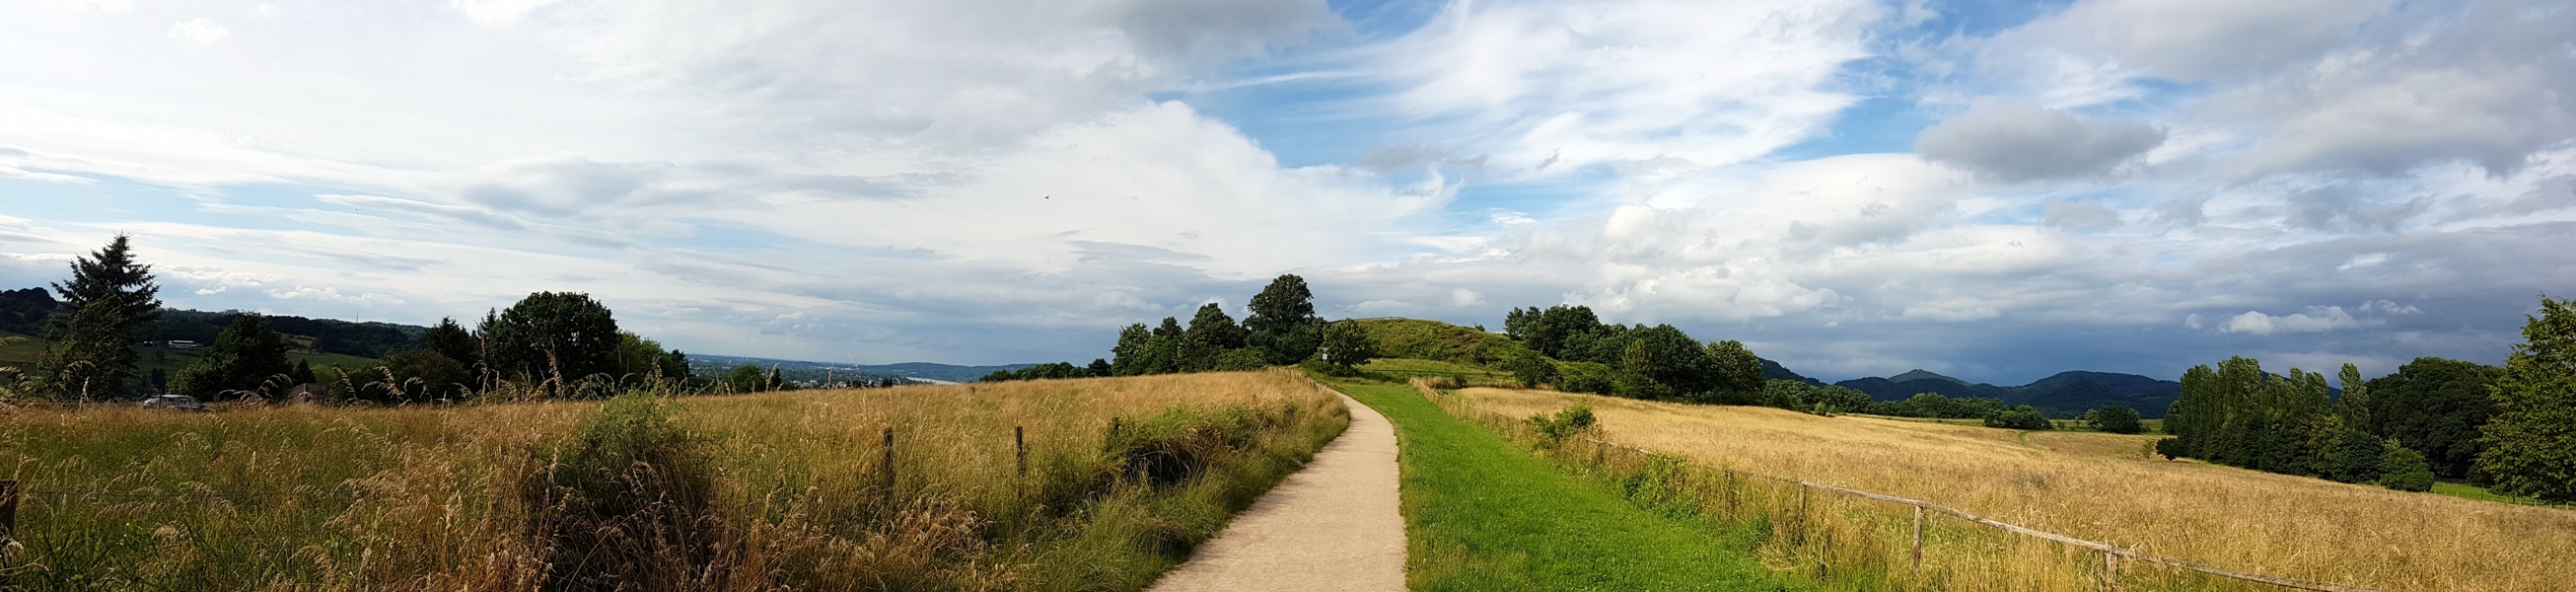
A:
35;235;161;398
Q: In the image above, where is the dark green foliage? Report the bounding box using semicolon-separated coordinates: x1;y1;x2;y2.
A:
2082;406;2143;434
477;292;621;384
2154;437;2183;460
1611;325;1715;402
377;350;470;402
2164;356;2333;475
2361;357;2500;479
1557;362;1615;395
134;310;423;358
2378;443;2435;491
1245;274;1323;365
167;313;294;400
1503;305;1605;359
1984;406;2052;430
2478;295;2576;503
1109;323;1162;376
35;235;161;398
1701;339;1764;404
1870;392;2011;419
1320;321;1377;369
1527;405;1596;444
1506;348;1558;388
721;364;766;392
980;361;1089;383
425;317;480;370
1184;303;1248;350
0;287;57;334
2321;425;2387;483
1758;379;1870;414
611;332;690;386
34;302;141;400
528;394;719;590
1087;358;1111;377
289;358;317;386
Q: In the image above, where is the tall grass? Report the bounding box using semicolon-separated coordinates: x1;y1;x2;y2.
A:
0;369;1345;590
1447;383;2576;592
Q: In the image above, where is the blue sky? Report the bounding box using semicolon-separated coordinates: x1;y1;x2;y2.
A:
3;0;2573;385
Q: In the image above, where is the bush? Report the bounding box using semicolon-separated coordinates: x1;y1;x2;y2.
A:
1984;406;2052;430
2379;443;2436;491
2154;437;2184;460
1528;405;1597;445
528;393;720;588
1506;348;1559;388
1557;362;1616;395
2082;406;2143;434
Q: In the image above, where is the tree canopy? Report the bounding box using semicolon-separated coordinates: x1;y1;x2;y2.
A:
34;235;161;398
2477;295;2576;503
168;313;293;400
478;292;622;387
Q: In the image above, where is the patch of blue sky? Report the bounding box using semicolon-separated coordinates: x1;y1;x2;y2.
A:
0;176;206;229
1326;0;1447;40
1908;0;2075;38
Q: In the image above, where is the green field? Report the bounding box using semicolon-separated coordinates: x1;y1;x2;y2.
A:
2;330;382;392
1319;371;1811;591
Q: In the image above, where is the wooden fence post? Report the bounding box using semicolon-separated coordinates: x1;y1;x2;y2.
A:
1015;426;1028;502
2103;552;2120;592
881;427;896;500
1;480;17;546
1912;504;1924;571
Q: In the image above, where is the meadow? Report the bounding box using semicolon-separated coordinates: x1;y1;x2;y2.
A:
0;369;1344;591
1450;383;2576;591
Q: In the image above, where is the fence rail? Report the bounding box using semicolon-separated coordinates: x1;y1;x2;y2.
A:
1411;379;2384;592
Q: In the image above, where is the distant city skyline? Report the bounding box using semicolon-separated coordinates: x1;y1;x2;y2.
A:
4;0;2572;384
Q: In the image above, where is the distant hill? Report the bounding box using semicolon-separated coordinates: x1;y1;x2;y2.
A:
687;354;1036;385
1828;369;2181;418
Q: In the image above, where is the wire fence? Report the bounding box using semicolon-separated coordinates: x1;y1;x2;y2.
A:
1405;378;2387;592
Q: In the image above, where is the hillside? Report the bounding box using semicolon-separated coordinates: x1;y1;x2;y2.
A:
1834;369;2181;418
686;353;1031;384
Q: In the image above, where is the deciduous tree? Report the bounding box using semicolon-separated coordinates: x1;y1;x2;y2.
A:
2477;295;2576;503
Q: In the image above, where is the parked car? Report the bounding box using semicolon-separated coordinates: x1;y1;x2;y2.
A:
139;395;210;412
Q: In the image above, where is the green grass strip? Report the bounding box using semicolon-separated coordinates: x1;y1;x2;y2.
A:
1321;377;1814;592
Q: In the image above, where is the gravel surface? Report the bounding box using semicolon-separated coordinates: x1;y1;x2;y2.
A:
1147;391;1405;592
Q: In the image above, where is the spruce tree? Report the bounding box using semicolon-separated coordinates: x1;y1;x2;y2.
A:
424;317;481;371
36;235;161;398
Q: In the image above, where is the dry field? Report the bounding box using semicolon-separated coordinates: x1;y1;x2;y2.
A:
1456;386;2576;592
0;369;1345;591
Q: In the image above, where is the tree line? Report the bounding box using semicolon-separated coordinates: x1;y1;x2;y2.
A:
2160;295;2576;503
0;236;786;404
984;274;1381;383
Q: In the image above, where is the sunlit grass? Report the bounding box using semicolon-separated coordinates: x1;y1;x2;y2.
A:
0;369;1345;590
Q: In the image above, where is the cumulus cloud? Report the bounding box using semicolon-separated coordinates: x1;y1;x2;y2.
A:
2220;306;2360;334
1916;99;2165;182
2042;197;2122;230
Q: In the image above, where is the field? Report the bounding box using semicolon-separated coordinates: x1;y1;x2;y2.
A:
1455;384;2576;591
0;331;381;387
0;369;1344;590
1317;376;1810;591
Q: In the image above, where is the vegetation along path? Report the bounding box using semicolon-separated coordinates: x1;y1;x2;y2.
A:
1148;390;1407;591
1322;376;1814;591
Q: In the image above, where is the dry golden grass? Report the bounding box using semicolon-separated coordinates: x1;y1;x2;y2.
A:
1457;386;2576;592
0;369;1343;591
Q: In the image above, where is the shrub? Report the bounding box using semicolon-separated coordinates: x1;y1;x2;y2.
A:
528;393;722;589
2155;437;2184;460
2082;406;2144;434
1984;406;2052;430
1528;405;1597;445
2379;442;2436;492
1506;348;1559;388
1557;362;1616;395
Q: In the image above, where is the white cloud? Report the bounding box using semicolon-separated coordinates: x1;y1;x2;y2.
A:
1362;0;1882;177
2221;306;2360;334
167;19;228;44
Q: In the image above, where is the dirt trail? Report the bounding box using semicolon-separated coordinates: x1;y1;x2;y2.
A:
1147;391;1404;592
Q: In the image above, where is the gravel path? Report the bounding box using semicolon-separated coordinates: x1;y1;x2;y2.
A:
1147;391;1405;592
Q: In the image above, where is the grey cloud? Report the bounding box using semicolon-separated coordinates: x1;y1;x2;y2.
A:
2220;1;2576;179
2042;197;2122;230
1916;99;2164;182
2284;185;2426;233
2008;0;2390;82
1106;0;1341;67
2156;196;2208;226
1066;241;1215;264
